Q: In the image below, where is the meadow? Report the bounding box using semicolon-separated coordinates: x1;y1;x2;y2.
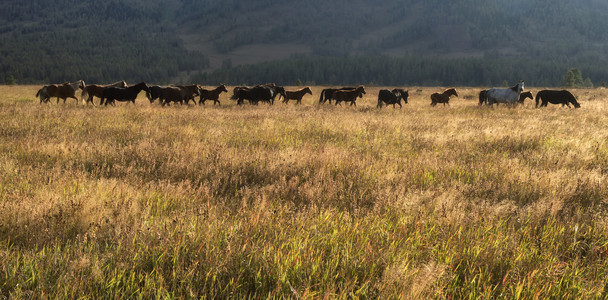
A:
1;85;608;298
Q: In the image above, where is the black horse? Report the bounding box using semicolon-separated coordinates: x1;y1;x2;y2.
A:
333;86;366;106
377;89;408;108
232;86;275;105
176;85;201;105
258;83;284;104
318;87;357;104
535;90;580;108
159;87;185;106
101;82;149;106
146;85;166;103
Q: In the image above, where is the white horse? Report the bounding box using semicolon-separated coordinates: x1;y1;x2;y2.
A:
486;80;524;106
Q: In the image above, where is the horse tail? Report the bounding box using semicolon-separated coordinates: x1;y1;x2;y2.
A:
318;89;326;103
35;89;41;98
535;92;541;108
230;87;239;100
478;90;486;106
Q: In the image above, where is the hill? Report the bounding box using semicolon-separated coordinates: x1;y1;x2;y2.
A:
3;0;608;85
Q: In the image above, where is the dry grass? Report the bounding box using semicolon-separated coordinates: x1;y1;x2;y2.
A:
1;85;608;298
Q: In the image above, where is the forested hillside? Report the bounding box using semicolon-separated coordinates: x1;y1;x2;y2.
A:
3;0;608;85
0;0;208;84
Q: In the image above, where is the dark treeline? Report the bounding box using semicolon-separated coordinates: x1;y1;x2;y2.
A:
192;55;607;87
0;0;208;84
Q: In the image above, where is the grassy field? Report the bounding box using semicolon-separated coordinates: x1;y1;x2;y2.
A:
1;85;608;298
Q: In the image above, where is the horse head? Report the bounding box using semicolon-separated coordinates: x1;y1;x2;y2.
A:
219;84;228;93
519;80;525;92
120;81;128;88
356;86;366;98
276;86;286;97
446;88;458;97
396;89;409;104
305;87;312;95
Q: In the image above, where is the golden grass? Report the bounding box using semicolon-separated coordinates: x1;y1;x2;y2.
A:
1;85;608;298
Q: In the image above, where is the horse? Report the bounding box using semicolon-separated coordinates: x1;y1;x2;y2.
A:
232;86;275;105
176;85;201;105
485;81;524;106
535;90;580;108
81;81;127;105
333;86;366;106
101;82;149;106
158;87;186;106
258;83;284;104
318;87;357;104
198;84;228;105
37;80;86;104
377;89;408;108
281;87;312;104
146;85;166;103
36;85;53;103
430;88;458;106
518;91;533;105
480;89;532;106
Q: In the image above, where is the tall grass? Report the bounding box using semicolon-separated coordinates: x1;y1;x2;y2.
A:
1;85;607;298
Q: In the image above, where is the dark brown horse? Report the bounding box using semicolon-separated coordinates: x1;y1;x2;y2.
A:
333;86;366;106
430;88;458;106
101;82;149;106
281;87;313;104
535;90;580;108
146;85;166;103
377;89;408;108
159;87;185;106
231;86;276;105
198;84;228;105
37;80;86;104
318;87;357;104
518;91;533;105
258;83;284;104
176;85;201;105
81;81;127;105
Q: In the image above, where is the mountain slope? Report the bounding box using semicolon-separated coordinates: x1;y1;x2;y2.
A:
2;0;608;85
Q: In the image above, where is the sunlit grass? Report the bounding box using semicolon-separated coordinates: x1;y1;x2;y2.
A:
1;85;607;298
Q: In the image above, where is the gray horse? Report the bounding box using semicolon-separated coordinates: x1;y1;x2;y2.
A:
486;80;524;106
